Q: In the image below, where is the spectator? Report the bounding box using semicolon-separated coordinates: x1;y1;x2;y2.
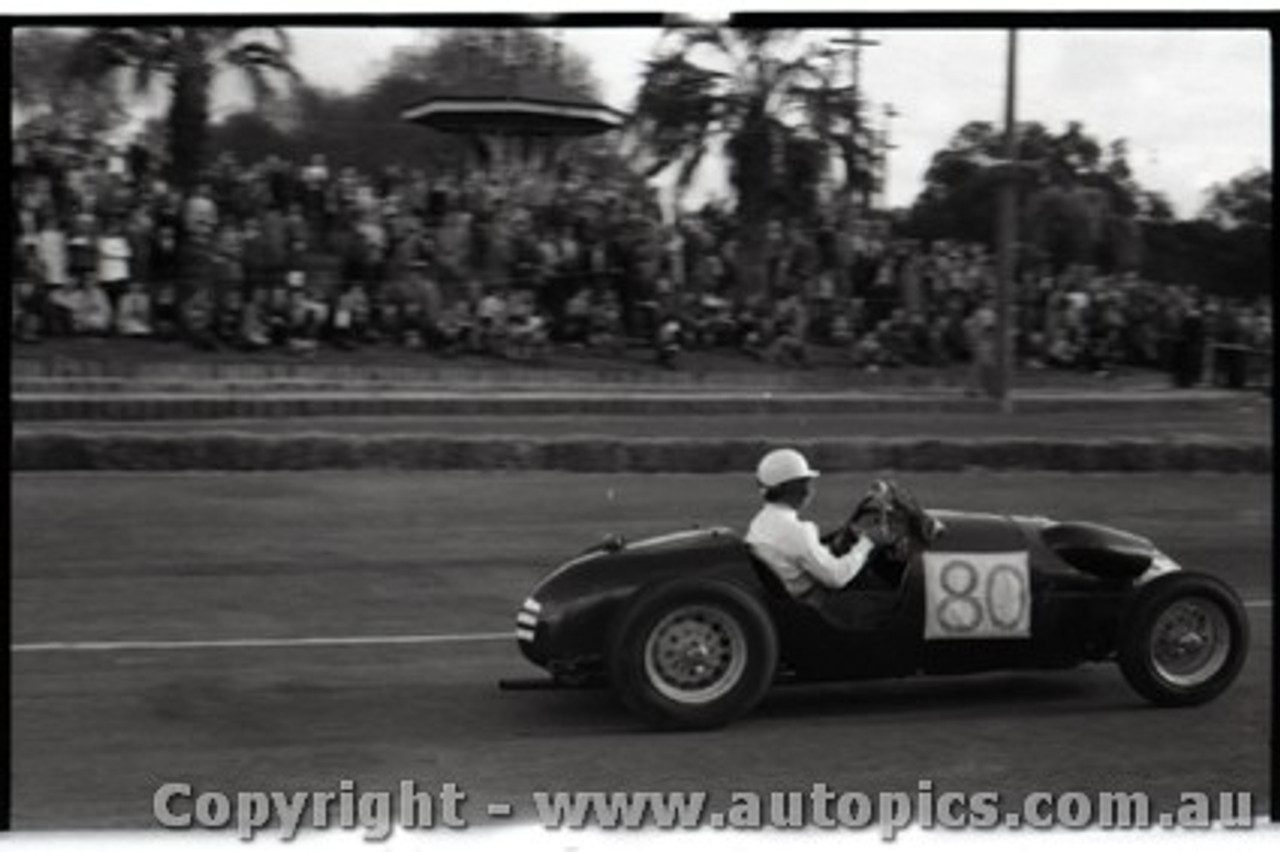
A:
10;126;1240;382
125;205;154;291
769;294;809;367
265;284;291;347
331;285;370;350
655;314;682;369
927;315;952;367
115;280;153;338
183;183;218;241
964;300;998;396
505;292;550;362
739;297;774;361
211;221;245;303
284;203;312;261
150;283;180;341
46;277;79;337
476;286;509;355
67;211;97;289
240;216;274;297
302;153;330;225
74;275;114;336
436;299;475;356
851;325;887;371
151;223;182;298
434;209;470;300
353;211;387;295
36;209;69;296
13;242;44;343
239;288;272;351
879;308;912;365
829;306;855;351
214;289;244;345
95;216;133;312
285;272;328;355
182;285;218;350
702;294;736;347
587;290;625;356
561;287;592;346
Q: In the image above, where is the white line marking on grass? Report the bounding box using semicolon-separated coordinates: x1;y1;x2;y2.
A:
12;631;515;653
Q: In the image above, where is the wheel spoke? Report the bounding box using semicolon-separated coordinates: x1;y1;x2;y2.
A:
1149;595;1232;688
644;604;748;705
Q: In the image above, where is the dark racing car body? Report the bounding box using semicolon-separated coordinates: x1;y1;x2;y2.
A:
510;500;1249;729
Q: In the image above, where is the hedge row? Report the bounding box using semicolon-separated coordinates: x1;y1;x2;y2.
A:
14;393;1251;422
12;433;1271;473
8;358;991;389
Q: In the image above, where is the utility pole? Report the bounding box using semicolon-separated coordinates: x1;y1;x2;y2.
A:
994;29;1019;412
832;29;880;212
833;28;879;95
878;102;899;210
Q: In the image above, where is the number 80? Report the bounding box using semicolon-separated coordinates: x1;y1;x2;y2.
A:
936;559;1029;634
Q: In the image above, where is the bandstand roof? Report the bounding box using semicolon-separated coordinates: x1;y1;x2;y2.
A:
400;65;626;136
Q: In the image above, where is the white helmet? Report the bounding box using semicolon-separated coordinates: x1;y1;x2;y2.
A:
756;448;820;489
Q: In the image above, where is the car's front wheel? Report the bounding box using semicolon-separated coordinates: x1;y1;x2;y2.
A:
608;579;778;730
1118;572;1249;706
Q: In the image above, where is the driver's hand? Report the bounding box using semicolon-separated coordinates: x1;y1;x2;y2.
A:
866;527;898;548
852;518;893;547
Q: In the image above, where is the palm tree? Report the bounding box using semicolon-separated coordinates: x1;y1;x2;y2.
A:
632;26;874;295
12;28;127;141
68;26;301;189
787;43;878;208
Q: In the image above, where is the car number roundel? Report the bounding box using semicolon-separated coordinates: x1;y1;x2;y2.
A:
923;551;1031;640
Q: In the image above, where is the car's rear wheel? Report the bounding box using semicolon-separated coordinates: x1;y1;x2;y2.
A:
1118;572;1248;706
608;580;778;730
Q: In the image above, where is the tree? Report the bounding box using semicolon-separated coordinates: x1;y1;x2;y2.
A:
785;44;877;206
1141;218;1271;299
1134;189;1176;224
906;119;1147;272
632;26;875;294
206;110;296;166
1200;168;1272;229
209;28;605;178
12;27;127;140
68;26;301;188
382;28;602;101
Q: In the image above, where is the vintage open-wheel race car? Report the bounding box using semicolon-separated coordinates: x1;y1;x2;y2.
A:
504;482;1249;730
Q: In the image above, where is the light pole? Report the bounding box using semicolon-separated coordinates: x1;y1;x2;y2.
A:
993;29;1019;412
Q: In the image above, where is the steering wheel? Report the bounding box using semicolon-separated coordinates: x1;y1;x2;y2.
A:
839;479;942;560
848;481;907;550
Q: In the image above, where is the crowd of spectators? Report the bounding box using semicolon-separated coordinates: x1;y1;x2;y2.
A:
11;125;1272;386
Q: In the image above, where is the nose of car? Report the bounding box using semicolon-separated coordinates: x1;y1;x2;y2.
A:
516;597;542;643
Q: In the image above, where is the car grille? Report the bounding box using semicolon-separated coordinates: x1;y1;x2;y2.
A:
516;597;541;643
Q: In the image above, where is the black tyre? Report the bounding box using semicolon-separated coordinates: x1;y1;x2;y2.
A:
1118;572;1249;707
608;579;778;730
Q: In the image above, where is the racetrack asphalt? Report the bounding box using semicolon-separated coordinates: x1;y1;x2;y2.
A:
10;471;1272;830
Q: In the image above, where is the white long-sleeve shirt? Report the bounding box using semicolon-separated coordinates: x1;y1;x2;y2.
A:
745;502;875;600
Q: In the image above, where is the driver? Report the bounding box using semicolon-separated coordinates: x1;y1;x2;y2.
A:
745;448;891;606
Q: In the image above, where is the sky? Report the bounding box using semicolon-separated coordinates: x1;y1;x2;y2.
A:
16;4;1274;220
266;25;1271;219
